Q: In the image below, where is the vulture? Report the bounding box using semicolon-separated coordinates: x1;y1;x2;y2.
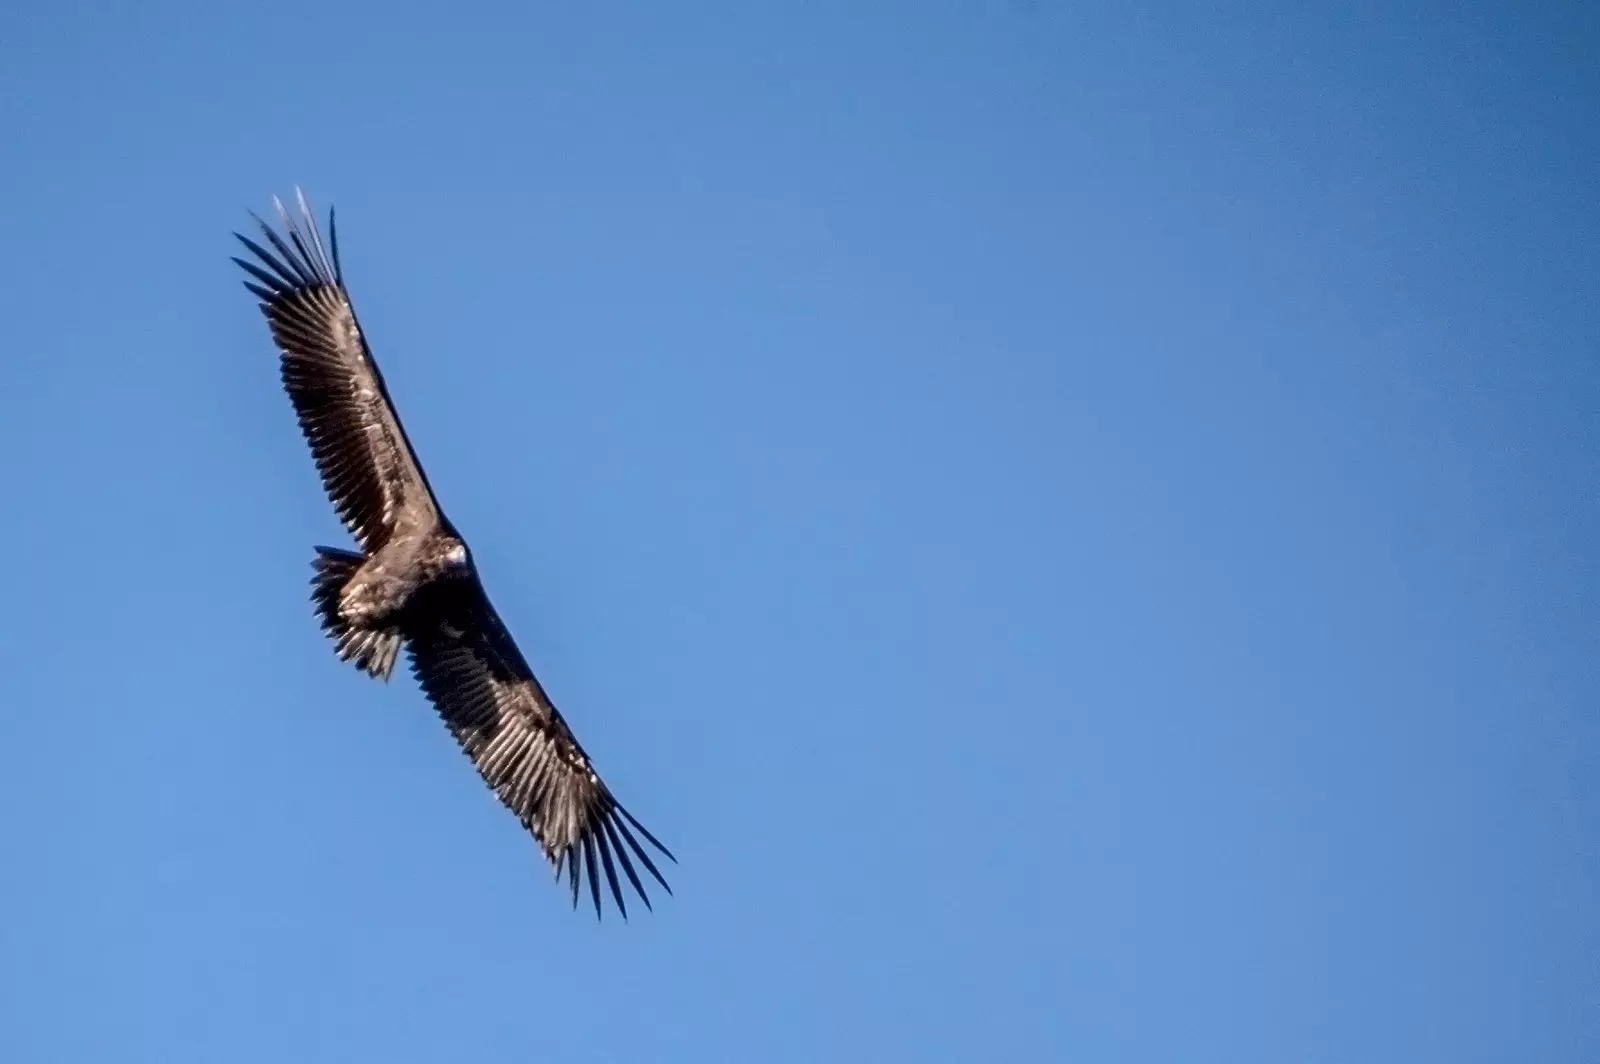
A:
233;191;672;919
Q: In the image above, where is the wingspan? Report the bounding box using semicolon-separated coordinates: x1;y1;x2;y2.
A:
233;191;442;550
404;579;675;919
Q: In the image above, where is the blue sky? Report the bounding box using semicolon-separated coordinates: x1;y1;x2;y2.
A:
1;2;1595;1061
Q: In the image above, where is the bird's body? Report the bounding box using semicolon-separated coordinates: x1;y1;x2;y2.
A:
234;191;672;918
310;529;466;680
343;530;467;629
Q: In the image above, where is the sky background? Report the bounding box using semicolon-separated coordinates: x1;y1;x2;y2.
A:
0;2;1595;1061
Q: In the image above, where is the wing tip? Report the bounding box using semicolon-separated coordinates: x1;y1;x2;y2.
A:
233;188;341;295
546;810;672;921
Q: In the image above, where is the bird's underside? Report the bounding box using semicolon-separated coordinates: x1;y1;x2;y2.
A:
234;190;673;919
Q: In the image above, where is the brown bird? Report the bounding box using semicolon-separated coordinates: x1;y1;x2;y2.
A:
234;190;673;919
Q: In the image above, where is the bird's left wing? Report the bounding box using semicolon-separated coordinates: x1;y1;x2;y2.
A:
232;191;444;551
403;581;675;919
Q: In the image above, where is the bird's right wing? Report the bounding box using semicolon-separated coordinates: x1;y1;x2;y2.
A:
404;580;675;919
233;192;442;550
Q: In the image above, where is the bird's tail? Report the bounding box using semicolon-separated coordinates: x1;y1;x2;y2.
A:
310;547;403;681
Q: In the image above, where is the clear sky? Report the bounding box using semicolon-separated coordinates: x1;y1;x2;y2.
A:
0;2;1594;1061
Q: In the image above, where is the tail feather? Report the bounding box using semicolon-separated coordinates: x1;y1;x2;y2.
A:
310;546;402;680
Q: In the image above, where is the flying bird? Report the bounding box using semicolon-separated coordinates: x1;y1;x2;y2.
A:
233;191;673;919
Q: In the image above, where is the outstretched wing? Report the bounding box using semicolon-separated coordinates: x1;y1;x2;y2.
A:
404;578;675;919
233;191;442;551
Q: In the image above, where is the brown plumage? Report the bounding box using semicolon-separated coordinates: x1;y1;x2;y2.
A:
234;190;673;918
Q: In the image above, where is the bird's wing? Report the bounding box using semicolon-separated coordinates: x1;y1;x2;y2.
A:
233;191;442;550
404;579;675;919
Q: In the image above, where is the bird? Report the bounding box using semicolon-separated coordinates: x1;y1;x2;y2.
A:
233;190;673;919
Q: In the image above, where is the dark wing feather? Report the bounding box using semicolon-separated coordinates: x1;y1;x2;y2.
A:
233;190;442;550
404;578;675;919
